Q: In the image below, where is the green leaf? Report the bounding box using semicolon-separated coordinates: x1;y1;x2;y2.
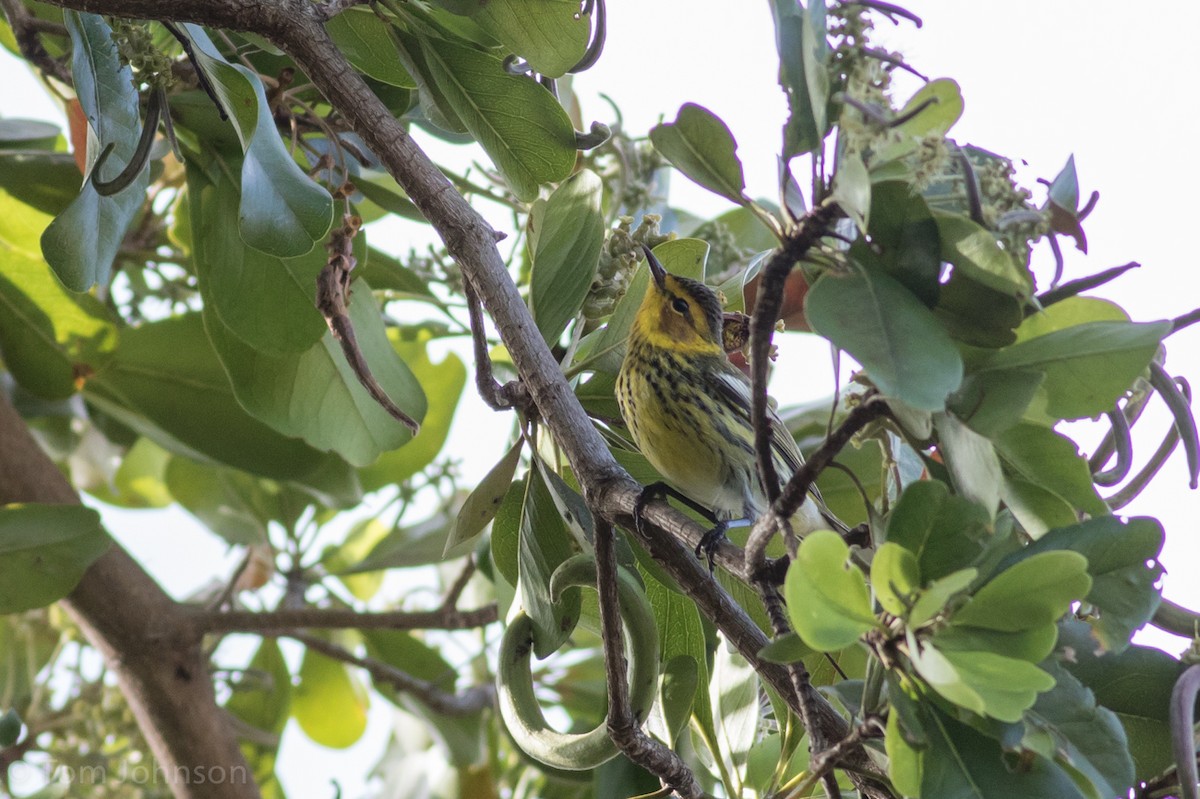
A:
769;0;828;159
1012;517;1164;653
358;333;466;491
471;0;589;77
948;368;1045;436
445;440;523;557
851;181;941;305
1046;155;1087;253
641;564;713;740
872;79;964;165
41;12;147;291
1002;477;1078;539
421;35;576;201
915;700;1091;798
1057;619;1179;780
327;8;416;88
0;504;111;612
95;437;173;509
650;103;748;206
953;551;1091;632
934;211;1033;299
226;639;291;735
757;631;813;664
0;189;116;399
0;150;82;216
165;457;273;546
0;118;61;149
886;480;991;582
933;411;1002;516
831;150;870;232
340;506;455;572
907;568;978;629
292;646;369;749
977;320;1170;420
871;542;921;617
517;469;581;657
932;611;1056;662
1016;297;1129;341
188;158;327;354
320;517;391;600
911;639;1055;722
180;24;333;256
994;423;1108;516
1024;660;1135;799
528;169;605;344
807;268;963;410
201;278;426;468
784;530;877;651
85;314;358;484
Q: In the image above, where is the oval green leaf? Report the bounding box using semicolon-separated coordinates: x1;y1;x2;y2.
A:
0;504;111;613
806;267;964;410
650;103;748;207
784;530;877;652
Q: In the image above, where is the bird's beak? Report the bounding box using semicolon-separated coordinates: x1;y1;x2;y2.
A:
643;244;667;290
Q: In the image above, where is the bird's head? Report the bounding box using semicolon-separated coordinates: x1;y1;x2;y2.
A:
630;245;726;354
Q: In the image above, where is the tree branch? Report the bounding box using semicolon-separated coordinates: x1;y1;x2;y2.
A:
191;604;498;634
281;631;493;717
0;391;257;799
594;518;705;798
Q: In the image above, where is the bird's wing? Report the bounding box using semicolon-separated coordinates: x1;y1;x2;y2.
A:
708;362;806;476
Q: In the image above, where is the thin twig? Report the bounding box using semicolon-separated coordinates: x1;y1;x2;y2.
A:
439;555;476;613
463;273;530;412
746;398;888;580
594;518;705;798
0;0;71;84
793;719;884;796
283;631;494;716
190;604;498;634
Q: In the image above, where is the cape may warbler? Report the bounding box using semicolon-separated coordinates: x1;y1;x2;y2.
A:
616;247;834;558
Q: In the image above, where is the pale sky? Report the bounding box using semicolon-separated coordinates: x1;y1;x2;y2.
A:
1;3;1198;796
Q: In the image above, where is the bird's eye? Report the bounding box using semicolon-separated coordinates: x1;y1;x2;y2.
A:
671;297;689;314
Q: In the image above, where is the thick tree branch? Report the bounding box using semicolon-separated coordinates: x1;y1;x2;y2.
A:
0;391;257;799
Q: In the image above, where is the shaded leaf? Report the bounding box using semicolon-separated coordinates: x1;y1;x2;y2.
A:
933;411;1002;516
327;9;416;88
517;469;580;657
181;24;333;256
977;320;1170;420
445;440;523;557
359;333;466;491
807;267;963;410
421;35;575;201
886;480;991;582
41;12;147;291
528;169;605;344
85;314;359;485
948;368;1044;437
934;211;1033;299
650;103;748;206
851;181;941;305
0;504;111;613
769;0;828;159
994;423;1108;516
201;277;425;468
953;551;1091;632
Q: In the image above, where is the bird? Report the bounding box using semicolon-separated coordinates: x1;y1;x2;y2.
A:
615;245;837;565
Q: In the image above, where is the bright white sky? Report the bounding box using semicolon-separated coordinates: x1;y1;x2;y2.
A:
2;2;1198;796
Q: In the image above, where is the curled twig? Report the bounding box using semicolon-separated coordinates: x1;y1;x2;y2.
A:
1092;405;1134;487
956;149;986;227
1148;365;1199;489
163;21;228;121
1169;664;1200;799
568;0;606;74
316;213;421;433
841;0;923;27
574;121;611;150
92;86;165;196
462;272;531;412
